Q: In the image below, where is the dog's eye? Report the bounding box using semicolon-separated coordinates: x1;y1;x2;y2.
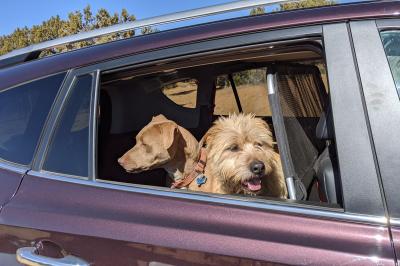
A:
142;143;152;153
255;142;263;148
227;145;239;152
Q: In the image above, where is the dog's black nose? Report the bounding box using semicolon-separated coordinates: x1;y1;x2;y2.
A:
250;161;265;174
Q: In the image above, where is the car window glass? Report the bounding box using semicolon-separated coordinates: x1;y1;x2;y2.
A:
215;68;271;116
98;48;341;207
0;73;65;165
380;30;400;99
161;78;198;108
214;75;240;115
43;74;92;177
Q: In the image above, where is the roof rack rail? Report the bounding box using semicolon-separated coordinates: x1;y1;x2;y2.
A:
0;0;294;69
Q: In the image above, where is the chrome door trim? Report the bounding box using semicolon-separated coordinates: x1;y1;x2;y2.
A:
28;170;388;226
0;161;28;175
391;218;400;227
88;70;100;181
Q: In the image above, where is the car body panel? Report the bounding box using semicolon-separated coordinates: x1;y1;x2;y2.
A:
0;1;399;91
0;173;395;265
0;224;288;266
0;1;399;265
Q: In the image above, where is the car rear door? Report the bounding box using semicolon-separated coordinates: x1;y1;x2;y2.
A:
0;72;66;264
353;19;400;264
0;23;396;265
0;72;66;210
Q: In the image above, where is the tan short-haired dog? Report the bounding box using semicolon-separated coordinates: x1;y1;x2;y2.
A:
118;115;211;192
200;113;288;198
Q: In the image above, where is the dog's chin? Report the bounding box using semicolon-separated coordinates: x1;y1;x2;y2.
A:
124;166;151;174
241;175;264;195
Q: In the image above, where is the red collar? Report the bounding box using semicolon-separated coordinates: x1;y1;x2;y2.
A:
171;147;207;189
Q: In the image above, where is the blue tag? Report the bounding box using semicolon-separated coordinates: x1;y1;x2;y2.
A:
196;174;207;187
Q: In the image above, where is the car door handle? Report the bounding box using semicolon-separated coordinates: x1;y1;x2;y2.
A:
16;246;89;266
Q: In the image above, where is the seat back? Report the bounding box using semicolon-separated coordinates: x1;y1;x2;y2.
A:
313;108;341;204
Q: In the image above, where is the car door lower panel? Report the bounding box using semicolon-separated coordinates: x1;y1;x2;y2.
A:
0;174;395;265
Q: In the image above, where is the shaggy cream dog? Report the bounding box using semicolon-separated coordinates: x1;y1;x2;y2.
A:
200;113;287;198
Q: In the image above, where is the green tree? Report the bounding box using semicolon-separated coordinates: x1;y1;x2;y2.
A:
140;26;159;35
83;5;94;30
250;0;335;15
0;5;155;56
280;0;335;10
250;7;266;16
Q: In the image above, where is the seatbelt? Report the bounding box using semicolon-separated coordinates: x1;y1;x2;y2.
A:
266;67;307;200
228;74;243;113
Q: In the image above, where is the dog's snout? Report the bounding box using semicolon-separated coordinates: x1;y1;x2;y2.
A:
250;161;265;174
118;157;125;166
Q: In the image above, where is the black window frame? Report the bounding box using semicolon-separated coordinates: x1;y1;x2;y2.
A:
357;19;400;222
32;22;386;220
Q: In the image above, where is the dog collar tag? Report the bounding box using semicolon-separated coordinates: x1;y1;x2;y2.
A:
196;174;207;187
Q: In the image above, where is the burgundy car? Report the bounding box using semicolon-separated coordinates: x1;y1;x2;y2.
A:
0;0;400;265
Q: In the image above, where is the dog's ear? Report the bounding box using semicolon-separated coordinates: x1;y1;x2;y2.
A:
152;114;168;122
199;129;213;149
159;122;181;151
198;133;207;148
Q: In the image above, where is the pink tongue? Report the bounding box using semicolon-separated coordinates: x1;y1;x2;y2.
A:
246;178;261;191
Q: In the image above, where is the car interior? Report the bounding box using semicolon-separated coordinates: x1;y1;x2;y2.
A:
96;41;343;207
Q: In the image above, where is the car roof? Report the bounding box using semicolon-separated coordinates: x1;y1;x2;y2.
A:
0;0;399;91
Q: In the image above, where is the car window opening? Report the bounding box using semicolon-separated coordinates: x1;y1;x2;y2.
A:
94;43;342;208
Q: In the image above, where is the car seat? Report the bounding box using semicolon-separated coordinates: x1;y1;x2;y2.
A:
313;106;342;204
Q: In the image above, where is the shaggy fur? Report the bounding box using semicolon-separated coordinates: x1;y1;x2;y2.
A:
199;113;287;198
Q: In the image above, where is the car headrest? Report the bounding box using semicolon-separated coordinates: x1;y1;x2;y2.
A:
316;106;334;140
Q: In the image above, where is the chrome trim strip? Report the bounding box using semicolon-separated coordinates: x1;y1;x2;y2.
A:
286;176;296;199
88;70;100;181
0;0;295;61
391;218;400;227
0;161;28;175
28;170;388;225
267;71;275;94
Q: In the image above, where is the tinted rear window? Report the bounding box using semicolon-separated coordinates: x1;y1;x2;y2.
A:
0;73;66;165
380;30;400;99
43;74;92;177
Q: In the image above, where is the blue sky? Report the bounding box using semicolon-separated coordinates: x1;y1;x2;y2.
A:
0;0;240;36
